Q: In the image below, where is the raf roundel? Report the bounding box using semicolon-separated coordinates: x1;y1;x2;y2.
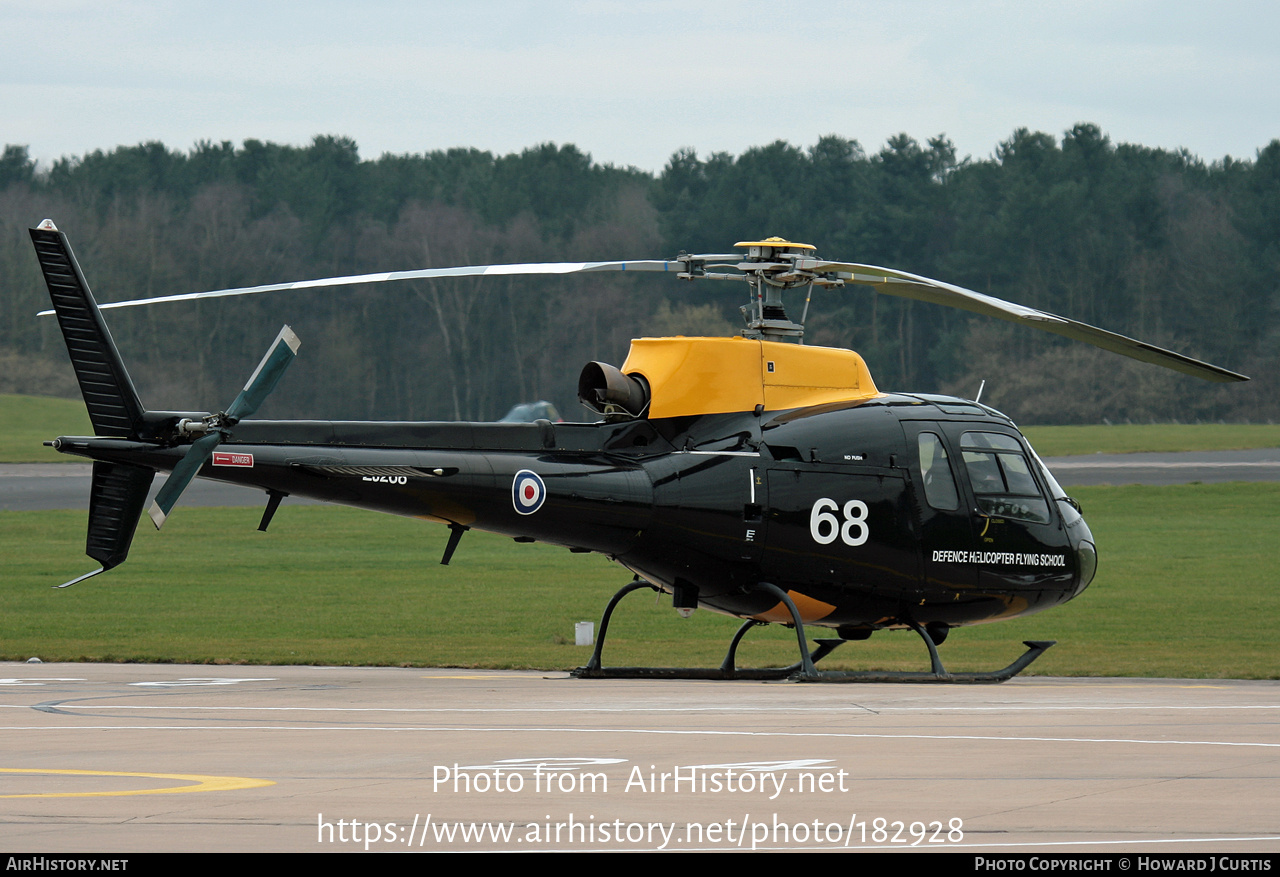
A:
512;469;546;515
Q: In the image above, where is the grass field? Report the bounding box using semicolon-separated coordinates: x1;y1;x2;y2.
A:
1021;423;1280;456
0;395;92;462
4;393;1275;677
2;482;1276;678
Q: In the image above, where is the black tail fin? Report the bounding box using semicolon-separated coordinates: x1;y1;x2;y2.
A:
32;221;155;586
30;220;145;438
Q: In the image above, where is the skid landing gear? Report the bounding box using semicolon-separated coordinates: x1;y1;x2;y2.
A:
571;579;1055;684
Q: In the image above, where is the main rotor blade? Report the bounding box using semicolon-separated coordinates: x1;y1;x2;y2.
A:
225;325;301;424
37;260;693;315
148;432;222;529
801;260;1249;383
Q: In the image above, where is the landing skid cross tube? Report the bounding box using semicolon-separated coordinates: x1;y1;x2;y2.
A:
572;579;1055;684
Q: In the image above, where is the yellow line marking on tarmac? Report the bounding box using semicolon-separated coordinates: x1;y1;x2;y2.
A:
0;767;274;798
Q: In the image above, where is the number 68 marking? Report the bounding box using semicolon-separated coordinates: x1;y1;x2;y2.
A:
809;498;870;546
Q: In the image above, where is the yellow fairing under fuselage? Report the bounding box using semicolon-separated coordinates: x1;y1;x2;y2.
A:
621;336;880;419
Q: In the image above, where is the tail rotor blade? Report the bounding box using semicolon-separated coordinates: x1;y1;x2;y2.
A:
148;327;301;530
148;432;223;529
225;326;301;424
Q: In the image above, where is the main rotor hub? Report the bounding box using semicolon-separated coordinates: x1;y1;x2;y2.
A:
735;237;817;264
734;237;820;342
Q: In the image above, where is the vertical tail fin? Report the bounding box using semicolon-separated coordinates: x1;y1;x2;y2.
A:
30;220;145;437
32;221;155;585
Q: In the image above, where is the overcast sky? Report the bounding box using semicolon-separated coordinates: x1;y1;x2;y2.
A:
3;1;1277;173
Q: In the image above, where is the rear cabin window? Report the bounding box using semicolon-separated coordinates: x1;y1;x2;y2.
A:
959;431;1051;524
917;433;959;510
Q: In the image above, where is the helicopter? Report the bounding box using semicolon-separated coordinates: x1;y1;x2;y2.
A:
30;222;1249;682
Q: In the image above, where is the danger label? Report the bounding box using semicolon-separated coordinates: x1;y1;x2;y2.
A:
212;452;254;468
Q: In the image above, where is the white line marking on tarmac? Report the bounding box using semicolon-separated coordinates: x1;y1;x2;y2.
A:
4;703;1277;713
681;836;1280;852
0;679;86;685
934;835;1280;850
1050;461;1280;468
2;725;1277;748
130;677;276;686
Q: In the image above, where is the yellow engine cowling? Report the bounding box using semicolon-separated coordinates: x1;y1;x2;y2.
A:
621;336;879;419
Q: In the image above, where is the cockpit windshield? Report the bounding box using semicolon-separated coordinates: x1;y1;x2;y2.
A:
959;431;1051;524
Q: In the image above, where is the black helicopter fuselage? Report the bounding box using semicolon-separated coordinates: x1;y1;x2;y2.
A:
57;392;1095;636
33;221;1118;653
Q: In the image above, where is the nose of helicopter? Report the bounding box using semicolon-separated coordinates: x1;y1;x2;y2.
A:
1074;530;1098;597
1030;448;1097;598
1063;504;1097;597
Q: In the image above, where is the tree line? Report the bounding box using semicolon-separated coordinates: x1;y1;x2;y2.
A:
0;127;1275;424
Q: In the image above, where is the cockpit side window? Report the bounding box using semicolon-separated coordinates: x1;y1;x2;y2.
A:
917;432;959;510
959;431;1051;524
